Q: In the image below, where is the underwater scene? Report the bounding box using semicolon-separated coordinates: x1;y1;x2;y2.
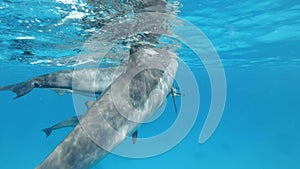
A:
0;0;299;169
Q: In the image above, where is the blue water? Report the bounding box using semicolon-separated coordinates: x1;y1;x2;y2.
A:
0;0;300;169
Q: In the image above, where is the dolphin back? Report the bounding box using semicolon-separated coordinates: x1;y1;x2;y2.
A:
0;81;35;99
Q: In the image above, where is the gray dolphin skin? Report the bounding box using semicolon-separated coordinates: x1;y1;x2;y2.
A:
0;66;125;99
36;46;178;169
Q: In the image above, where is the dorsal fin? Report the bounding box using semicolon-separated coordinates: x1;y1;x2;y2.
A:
85;101;95;108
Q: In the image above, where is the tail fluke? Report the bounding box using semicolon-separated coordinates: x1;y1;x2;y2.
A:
0;81;35;99
41;128;53;138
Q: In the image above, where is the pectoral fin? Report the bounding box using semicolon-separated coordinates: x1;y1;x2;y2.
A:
170;87;184;114
170;87;178;114
132;130;138;144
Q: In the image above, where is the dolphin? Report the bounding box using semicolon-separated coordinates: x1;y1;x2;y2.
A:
36;46;178;169
41;101;92;138
42;116;83;138
41;87;183;138
0;66;183;100
42;115;141;144
0;66;126;99
42;114;140;144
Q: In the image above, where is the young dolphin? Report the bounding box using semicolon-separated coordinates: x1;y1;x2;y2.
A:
0;66;126;99
41;101;92;138
36;46;178;169
42;116;83;138
42;114;139;144
42;87;183;140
